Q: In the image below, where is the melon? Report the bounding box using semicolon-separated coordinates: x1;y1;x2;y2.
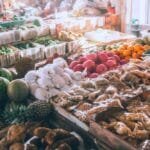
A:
7;79;29;103
0;77;9;106
0;68;13;81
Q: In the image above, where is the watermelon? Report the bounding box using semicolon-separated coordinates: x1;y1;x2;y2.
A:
0;77;9;107
7;79;29;103
0;68;13;81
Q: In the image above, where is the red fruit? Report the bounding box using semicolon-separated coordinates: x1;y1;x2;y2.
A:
73;64;84;72
105;60;117;68
67;58;73;64
83;60;96;72
107;57;117;65
98;52;108;63
96;64;108;74
86;53;97;61
107;52;114;57
89;73;99;78
79;56;88;63
69;61;79;69
113;55;121;62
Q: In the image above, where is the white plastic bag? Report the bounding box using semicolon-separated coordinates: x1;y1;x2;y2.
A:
21;28;38;41
0;30;21;45
37;25;50;37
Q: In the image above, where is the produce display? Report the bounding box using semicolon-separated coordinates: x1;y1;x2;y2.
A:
0;19;41;32
0;68;13;108
0;46;14;55
13;42;44;62
53;58;150;148
7;79;29;103
0;123;82;150
69;51;127;78
98;97;150;148
25;58;86;100
113;44;148;60
34;36;61;46
135;36;150;46
0;77;9;108
58;31;83;41
0;13;150;150
13;42;35;50
0;68;13;81
0;16;25;32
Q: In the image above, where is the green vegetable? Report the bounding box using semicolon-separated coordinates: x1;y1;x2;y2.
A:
0;46;13;55
34;36;60;46
33;19;41;27
14;42;35;50
3;103;28;124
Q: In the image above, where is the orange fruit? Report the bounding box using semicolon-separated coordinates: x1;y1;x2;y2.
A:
127;46;134;51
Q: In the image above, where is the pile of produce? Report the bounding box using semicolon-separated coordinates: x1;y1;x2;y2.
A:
0;76;52;126
13;42;35;50
53;58;150;148
113;44;148;60
0;68;13;81
34;36;61;46
0;123;82;150
25;58;86;100
69;51;127;78
135;36;150;46
1;100;52;126
58;31;83;41
54;59;150;122
0;16;24;32
0;46;14;55
0;68;13;108
98;97;150;148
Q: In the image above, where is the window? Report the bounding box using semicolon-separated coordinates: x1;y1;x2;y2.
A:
126;0;150;25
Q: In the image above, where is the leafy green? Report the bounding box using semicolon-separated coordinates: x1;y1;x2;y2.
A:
2;103;28;124
33;19;41;27
14;42;35;50
0;46;13;55
34;36;60;46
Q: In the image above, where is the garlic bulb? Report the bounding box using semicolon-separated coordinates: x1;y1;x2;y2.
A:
25;71;39;83
25;58;84;101
39;65;55;77
64;68;74;74
37;77;54;89
53;57;68;68
53;65;64;75
51;74;66;89
34;88;49;100
29;83;39;95
61;72;73;85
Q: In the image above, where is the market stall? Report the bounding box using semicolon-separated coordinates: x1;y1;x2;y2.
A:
0;0;150;150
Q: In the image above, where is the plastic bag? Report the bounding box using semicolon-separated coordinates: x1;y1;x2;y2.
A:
37;25;50;37
0;48;21;67
21;28;38;41
44;42;66;58
0;30;21;45
19;44;45;61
